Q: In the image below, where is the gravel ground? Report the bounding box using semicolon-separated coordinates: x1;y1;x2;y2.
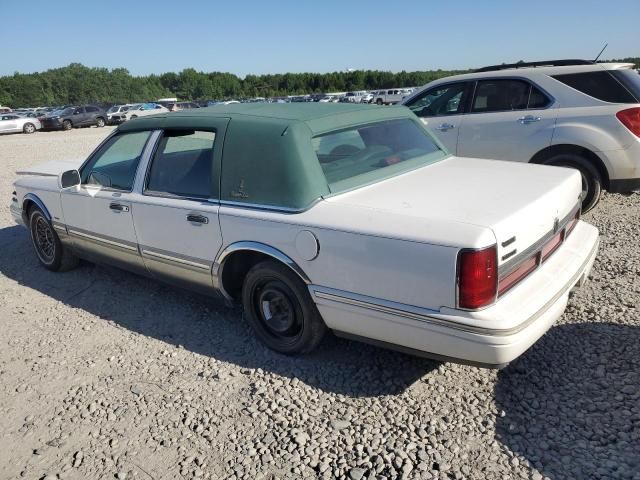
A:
0;127;638;480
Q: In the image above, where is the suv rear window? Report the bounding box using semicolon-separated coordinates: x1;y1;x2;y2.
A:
312;119;445;193
552;71;638;103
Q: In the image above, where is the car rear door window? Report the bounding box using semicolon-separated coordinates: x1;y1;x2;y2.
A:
86;106;98;113
472;79;530;112
552;71;638;103
81;131;151;190
405;82;468;117
146;130;216;199
528;86;552;109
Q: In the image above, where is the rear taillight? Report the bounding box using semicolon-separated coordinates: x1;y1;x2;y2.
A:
616;107;640;137
565;209;580;236
498;253;539;296
457;246;497;310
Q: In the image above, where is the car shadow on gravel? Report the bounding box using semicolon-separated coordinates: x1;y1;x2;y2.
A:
0;225;438;397
495;322;640;479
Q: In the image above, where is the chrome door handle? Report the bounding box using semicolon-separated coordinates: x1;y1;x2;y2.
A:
109;203;129;212
186;214;209;224
518;115;541;124
435;123;455;131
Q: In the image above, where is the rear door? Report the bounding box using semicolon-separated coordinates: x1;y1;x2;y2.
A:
72;107;88;126
131;121;229;293
404;82;471;154
456;78;557;162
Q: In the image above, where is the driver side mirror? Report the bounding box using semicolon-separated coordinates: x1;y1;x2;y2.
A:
60;169;80;188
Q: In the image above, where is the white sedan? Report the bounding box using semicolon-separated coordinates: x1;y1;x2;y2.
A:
0;113;41;134
10;103;599;367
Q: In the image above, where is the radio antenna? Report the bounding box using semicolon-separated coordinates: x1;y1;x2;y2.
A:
593;43;608;62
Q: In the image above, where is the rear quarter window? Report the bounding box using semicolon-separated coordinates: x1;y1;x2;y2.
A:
552;71;638;103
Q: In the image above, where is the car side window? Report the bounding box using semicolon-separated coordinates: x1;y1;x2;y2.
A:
74;107;85;114
406;83;468;117
145;130;216;199
86;106;98;113
80;131;151;191
528;86;551;109
472;79;530;113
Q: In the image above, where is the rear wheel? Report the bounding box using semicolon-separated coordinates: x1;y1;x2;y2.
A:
62;120;72;131
242;260;326;354
543;153;602;212
95;117;105;127
29;207;79;271
23;122;36;134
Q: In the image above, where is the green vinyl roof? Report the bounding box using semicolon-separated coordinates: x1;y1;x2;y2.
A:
119;103;415;135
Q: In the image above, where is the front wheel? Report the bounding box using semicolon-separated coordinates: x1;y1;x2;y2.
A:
242;260;326;354
23;122;36;134
376;99;383;105
29;208;79;271
544;154;602;212
62;120;72;131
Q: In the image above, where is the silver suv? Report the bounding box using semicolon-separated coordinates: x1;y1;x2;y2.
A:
402;60;640;211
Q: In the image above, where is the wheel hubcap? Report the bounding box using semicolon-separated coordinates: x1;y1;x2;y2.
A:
34;217;55;262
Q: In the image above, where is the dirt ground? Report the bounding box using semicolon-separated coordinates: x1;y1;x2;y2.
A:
0;127;638;480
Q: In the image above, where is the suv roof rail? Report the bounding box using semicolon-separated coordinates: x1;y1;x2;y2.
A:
474;59;594;73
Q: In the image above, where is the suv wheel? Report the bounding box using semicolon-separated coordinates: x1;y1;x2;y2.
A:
95;117;105;127
62;120;72;131
242;260;326;354
376;98;383;105
544;153;602;212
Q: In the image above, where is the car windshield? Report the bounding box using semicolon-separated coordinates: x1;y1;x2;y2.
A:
107;106;120;113
312;118;446;194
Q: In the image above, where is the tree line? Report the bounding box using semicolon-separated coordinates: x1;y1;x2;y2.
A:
1;58;638;108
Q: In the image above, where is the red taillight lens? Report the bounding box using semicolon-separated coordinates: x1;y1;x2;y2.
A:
616;107;640;137
457;246;497;309
565;209;580;236
541;231;563;262
498;253;539;296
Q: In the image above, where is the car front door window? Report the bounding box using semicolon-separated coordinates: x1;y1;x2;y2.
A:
407;83;468;118
81;131;151;190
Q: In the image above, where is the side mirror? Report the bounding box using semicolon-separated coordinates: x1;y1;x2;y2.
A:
60;169;80;188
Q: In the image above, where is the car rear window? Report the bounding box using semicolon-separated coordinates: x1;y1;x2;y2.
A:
312;119;445;194
552;71;638;103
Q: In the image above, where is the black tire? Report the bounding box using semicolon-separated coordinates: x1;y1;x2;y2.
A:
376;98;383;105
543;153;602;212
62;120;72;131
95;117;105;127
23;122;36;134
242;259;326;354
29;207;79;272
130;115;138;119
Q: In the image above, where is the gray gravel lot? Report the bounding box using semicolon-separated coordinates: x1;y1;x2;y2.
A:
0;127;638;480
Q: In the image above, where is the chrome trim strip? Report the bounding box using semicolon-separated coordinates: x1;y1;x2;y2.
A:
313;239;597;337
141;247;211;270
52;221;67;234
68;228;138;252
219;199;319;214
498;202;580;277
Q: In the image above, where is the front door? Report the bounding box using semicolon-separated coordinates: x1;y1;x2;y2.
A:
60;130;154;272
0;115;18;132
404;82;471;154
456;78;557;162
131;124;228;293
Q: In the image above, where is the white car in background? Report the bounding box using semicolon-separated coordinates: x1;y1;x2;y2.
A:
0;113;41;134
373;89;413;105
106;105;128;124
403;60;640;211
109;103;169;123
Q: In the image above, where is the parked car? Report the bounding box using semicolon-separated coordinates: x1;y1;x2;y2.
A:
374;89;412;105
169;101;200;111
402;60;640;211
109;103;169;123
0;113;40;134
10;103;598;367
0;106;12;113
106;105;128;124
343;91;369;103
41;105;107;131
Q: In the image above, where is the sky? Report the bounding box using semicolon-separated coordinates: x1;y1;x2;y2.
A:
2;0;639;78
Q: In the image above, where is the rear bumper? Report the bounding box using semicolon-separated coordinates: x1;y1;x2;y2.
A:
311;221;599;367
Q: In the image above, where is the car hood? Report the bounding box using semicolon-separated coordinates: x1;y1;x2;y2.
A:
320;156;582;264
16;159;84;177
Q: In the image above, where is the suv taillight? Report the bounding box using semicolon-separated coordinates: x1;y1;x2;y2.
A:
616;107;640;137
457;246;498;310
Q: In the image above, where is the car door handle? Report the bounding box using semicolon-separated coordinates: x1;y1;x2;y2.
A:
518;115;541;124
109;203;129;212
435;123;455;131
186;214;209;224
